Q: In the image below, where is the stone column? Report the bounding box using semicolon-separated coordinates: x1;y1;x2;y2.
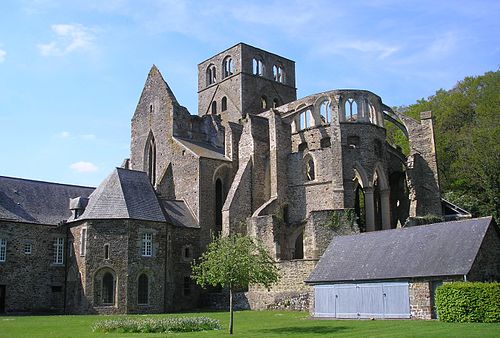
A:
381;189;391;230
364;188;375;232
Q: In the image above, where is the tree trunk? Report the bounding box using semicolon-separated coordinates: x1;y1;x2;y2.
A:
229;285;234;335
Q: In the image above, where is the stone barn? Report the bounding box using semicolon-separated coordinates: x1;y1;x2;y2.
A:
306;217;500;319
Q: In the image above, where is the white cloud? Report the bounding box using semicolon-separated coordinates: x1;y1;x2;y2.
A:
0;48;6;62
38;24;96;56
317;39;400;60
70;161;98;173
55;131;71;139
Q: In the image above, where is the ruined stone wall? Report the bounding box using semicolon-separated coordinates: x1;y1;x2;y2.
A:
0;221;66;313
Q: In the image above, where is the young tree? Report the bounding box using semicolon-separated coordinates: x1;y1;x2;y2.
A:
191;234;279;335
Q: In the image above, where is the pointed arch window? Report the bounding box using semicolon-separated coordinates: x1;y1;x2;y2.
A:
147;137;156;186
272;64;285;83
206;64;217;86
345;98;358;121
211;101;217;114
299;109;312;130
138;274;149;305
304;156;315;181
293;231;304;259
252;58;264;76
102;272;115;305
221;96;227;111
223;57;234;78
320;100;331;123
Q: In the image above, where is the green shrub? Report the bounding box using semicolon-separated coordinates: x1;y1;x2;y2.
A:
435;282;500;323
92;316;222;333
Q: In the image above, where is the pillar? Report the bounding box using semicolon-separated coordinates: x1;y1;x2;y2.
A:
381;189;391;230
364;188;375;232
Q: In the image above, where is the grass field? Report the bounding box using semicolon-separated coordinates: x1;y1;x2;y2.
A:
0;310;499;337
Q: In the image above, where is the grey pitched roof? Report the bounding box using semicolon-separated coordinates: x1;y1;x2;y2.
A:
0;176;94;225
75;168;166;222
306;217;494;283
173;137;229;161
160;199;199;228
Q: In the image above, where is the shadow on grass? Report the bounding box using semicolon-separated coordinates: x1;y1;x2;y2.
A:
257;325;349;335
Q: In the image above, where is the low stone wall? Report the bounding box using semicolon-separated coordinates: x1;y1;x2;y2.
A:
409;281;432;319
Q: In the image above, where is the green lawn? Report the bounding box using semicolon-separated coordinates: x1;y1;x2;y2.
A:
0;311;498;338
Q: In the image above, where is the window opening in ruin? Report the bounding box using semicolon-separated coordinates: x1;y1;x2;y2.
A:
102;272;115;305
215;179;223;233
221;96;227;111
183;246;191;260
141;233;153;257
104;244;110;260
138;274;149;305
293;232;304;259
299;109;312;130
273;65;285;83
149;104;153;114
223;57;234;78
80;228;87;256
345;98;358;121
261;96;267;109
147;137;156;186
206;64;216;85
320;137;331;148
24;243;32;255
320;100;331;123
211;101;217;114
354;182;366;232
53;237;64;264
298;142;308;152
0;239;6;262
306;158;315;181
374;174;383;231
273;98;280;108
347;135;360;148
183;277;191;296
252;58;264;76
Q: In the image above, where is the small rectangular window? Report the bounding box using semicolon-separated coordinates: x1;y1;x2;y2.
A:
141;233;153;257
80;228;87;256
53;237;64;264
0;239;6;262
24;243;32;255
104;244;110;260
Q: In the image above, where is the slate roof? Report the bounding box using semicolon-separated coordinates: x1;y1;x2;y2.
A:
306;217;493;283
160;199;199;228
75;168;166;222
0;176;94;225
173;137;229;161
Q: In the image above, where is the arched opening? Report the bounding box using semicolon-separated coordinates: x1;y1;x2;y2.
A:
305;157;315;181
221;96;227;111
211;101;217;114
223;57;234;78
273;98;280;108
373;173;383;231
299;109;312;130
206;64;216;86
261;96;267;109
320;100;331;123
345;98;358;121
102;272;115;305
147;137;156;186
293;232;304;259
252;58;264;76
354;180;366;232
215;179;223;233
138;274;148;305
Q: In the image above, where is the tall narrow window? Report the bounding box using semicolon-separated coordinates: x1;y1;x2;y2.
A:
252;58;264;76
53;237;64;264
102;272;114;305
147;137;156;186
273;98;280;108
0;239;6;262
138;274;149;305
354;181;366;232
261;96;267;109
273;65;285;83
221;96;227;111
345;98;358;121
104;244;110;260
299;110;311;130
80;228;87;256
206;64;216;85
320;100;331;123
141;233;153;257
222;57;234;78
306;158;315;181
211;101;217;114
215;179;223;233
293;232;304;259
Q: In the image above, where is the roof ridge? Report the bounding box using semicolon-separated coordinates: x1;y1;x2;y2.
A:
0;175;95;189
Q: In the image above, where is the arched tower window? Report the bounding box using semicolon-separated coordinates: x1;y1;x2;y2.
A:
299;109;312;130
215;179;223;233
211;101;217;114
273;64;285;83
223;57;234;78
345;98;358;121
261;96;267;109
320;100;331;123
102;272;115;305
138;274;149;305
305;157;315;181
147;137;156;186
252;58;264;76
354;180;366;232
293;232;304;259
206;64;216;86
221;96;227;111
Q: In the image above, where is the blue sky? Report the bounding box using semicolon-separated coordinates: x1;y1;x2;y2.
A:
0;0;498;187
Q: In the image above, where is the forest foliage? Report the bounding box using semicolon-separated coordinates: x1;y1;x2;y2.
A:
387;70;499;220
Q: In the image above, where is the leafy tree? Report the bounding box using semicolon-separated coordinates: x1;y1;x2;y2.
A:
395;71;499;220
191;234;279;335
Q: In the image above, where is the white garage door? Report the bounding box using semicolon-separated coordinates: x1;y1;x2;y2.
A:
314;282;410;319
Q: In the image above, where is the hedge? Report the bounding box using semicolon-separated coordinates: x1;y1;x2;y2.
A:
435;282;500;323
92;316;222;333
